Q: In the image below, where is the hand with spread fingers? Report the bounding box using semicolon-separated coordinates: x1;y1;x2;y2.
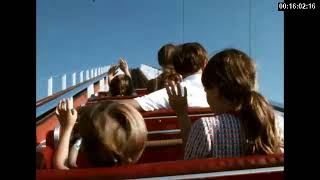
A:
119;58;131;78
55;98;78;129
166;83;188;116
108;65;119;85
54;98;78;170
166;83;191;149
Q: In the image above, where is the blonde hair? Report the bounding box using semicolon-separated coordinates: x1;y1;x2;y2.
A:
79;102;147;166
202;48;281;155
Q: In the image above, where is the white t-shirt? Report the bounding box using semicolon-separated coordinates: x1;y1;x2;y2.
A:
135;73;210;111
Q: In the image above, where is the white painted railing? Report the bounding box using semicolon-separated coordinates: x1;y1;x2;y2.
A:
46;66;110;97
37;66;110;118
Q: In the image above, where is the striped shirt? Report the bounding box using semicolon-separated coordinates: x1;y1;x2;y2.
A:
184;113;284;160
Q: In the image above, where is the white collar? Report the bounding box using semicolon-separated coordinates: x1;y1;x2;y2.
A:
182;73;202;83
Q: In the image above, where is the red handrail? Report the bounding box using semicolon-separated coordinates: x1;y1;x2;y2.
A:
36;74;106;107
36;154;283;180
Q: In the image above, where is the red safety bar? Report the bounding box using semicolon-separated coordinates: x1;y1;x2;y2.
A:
135;88;147;96
36;153;283;180
94;88;146;99
36;108;214;168
97;91;108;97
141;107;213;118
87;95;140;103
143;108;213;140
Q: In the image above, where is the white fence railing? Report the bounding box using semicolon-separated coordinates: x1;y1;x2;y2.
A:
46;66;109;97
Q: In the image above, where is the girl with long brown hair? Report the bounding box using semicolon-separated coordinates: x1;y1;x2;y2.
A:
146;43;182;93
167;48;283;159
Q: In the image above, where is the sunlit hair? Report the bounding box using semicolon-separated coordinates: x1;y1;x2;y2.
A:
172;42;208;75
201;48;281;155
109;74;135;96
79;102;147;166
158;43;176;67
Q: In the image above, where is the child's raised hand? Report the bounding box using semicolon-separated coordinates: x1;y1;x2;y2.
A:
108;65;118;85
166;83;188;116
108;65;118;77
119;58;129;73
55;98;78;128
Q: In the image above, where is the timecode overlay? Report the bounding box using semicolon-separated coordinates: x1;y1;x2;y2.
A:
278;2;316;11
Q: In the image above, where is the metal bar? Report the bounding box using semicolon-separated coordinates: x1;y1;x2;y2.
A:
144;113;215;120
148;129;180;135
146;139;182;147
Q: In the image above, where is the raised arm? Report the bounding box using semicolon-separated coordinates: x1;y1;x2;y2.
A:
117;99;143;111
107;65;118;85
53;98;78;170
166;83;191;149
119;58;131;78
68;138;82;168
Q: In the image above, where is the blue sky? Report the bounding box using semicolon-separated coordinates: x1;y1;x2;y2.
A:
37;0;283;104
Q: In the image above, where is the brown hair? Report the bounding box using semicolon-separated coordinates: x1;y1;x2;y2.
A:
201;48;281;155
172;42;208;75
146;67;182;94
78;102;147;166
157;71;182;89
109;74;135;96
158;43;176;68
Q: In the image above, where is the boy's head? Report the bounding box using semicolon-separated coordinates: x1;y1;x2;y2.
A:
158;43;176;69
172;42;208;76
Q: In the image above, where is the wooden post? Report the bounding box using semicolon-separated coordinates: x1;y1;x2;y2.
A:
69;97;74;109
87;84;94;98
105;77;109;91
91;69;94;78
48;76;53;96
72;72;76;86
99;78;104;91
86;70;89;80
62;74;66;90
80;71;84;83
94;68;97;77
